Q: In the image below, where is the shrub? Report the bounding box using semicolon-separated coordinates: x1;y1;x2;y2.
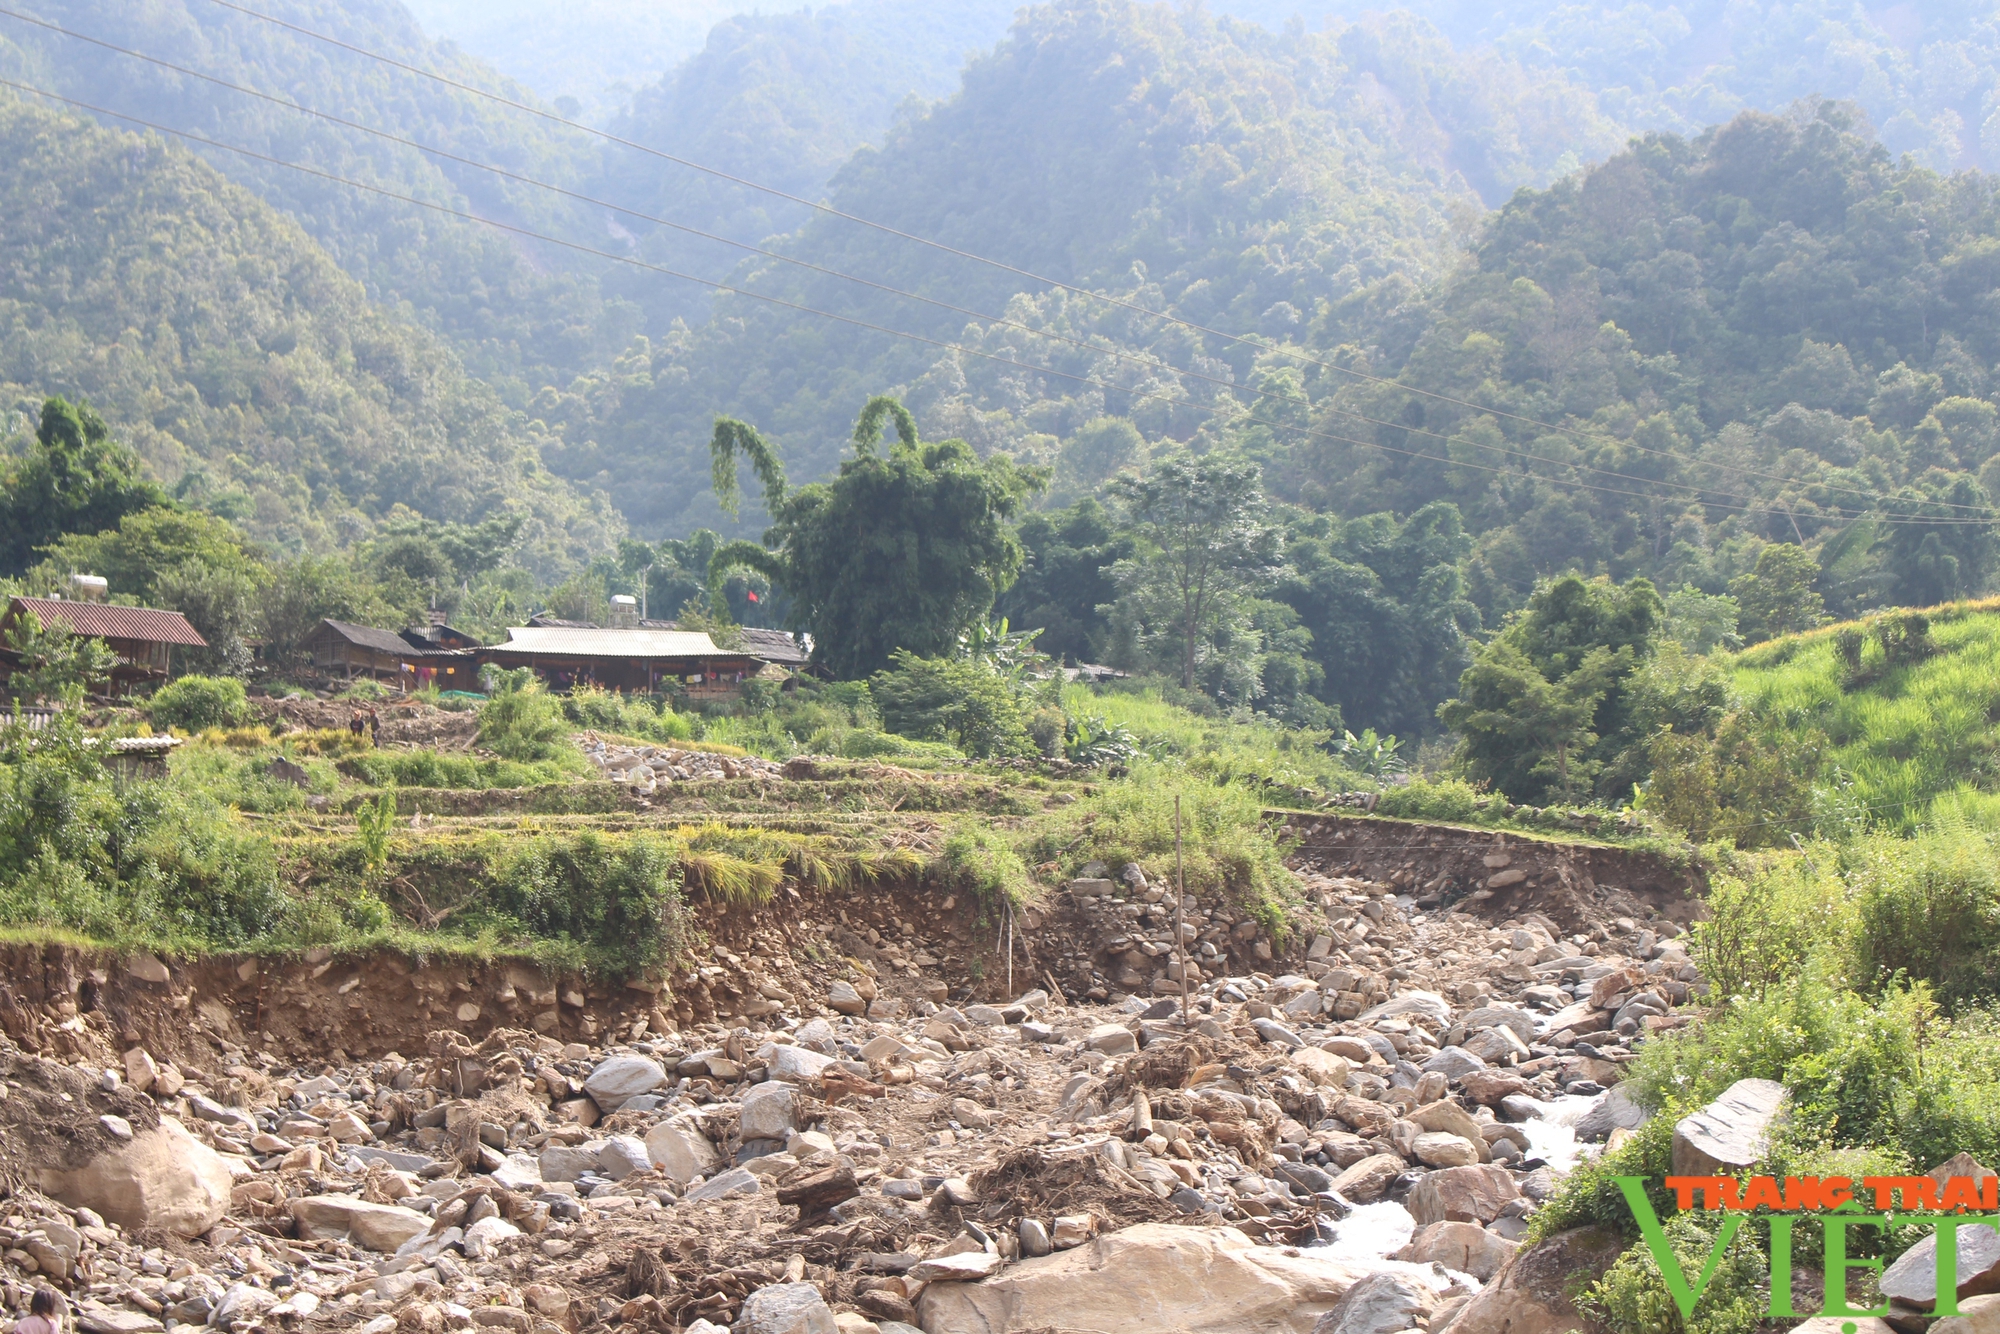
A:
1581;1212;1766;1334
932;822;1034;912
1849;830;2000;1009
1373;777;1483;823
871;651;1035;759
489;833;688;977
148;674;249;732
478;679;574;763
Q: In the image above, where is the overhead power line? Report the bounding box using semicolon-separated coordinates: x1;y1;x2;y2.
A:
2;75;1992;529
184;0;1996;517
2;9;1986;528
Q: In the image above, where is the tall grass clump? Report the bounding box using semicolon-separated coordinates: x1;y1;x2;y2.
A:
477;674;582;766
1021;762;1297;929
487;832;688;977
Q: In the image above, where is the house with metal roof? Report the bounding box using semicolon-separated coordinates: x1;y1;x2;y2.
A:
1;596;207;695
478;625;762;699
303;619;477;691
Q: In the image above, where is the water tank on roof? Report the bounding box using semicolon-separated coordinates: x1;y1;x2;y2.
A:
70;574;109;602
609;594;639;628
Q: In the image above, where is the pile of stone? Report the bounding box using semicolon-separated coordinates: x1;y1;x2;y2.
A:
573;734;787;793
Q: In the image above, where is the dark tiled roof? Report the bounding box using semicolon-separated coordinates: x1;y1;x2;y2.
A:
738;626;810;665
315;619;467;657
8;597;207;647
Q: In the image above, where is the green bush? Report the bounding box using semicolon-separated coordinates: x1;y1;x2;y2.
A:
341;750;574;789
148;674;249;732
1373;777;1484;823
932;822;1034;912
871;651;1035;759
1581;1212;1767;1334
477;679;576;763
1848;831;2000;1009
487;833;688;978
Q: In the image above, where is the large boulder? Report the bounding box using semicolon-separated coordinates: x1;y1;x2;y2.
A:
584;1055;666;1112
1330;1154;1408;1204
1437;1226;1624;1334
1671;1079;1786;1176
35;1116;231;1238
1311;1273;1435;1334
1878;1224;2000;1308
1407;1165;1520;1226
1575;1087;1650;1143
1931;1294;2000;1334
734;1283;836;1334
646;1119;725;1184
916;1222;1447;1334
289;1197;433;1252
741;1083;799;1141
1394;1222;1519;1282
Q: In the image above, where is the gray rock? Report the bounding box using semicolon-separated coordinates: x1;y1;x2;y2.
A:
1671;1078;1786;1176
1276;1162;1332;1194
646;1120;724;1185
793;1019;838;1053
963;1005;1006;1027
1358;991;1453;1026
687;1167;762;1203
1575;1087;1651;1143
1086;1024;1138;1055
1879;1224;2000;1307
584;1055;666;1111
765;1045;836;1084
1420;1046;1489;1080
1252;1018;1305;1048
1459;1005;1538;1043
732;1281;836;1334
1019;1219;1052;1257
538;1144;603;1184
1311;1272;1435;1334
597;1135;651;1180
827;981;866;1016
740;1082;799;1140
184;1093;257;1134
351;1147;437;1173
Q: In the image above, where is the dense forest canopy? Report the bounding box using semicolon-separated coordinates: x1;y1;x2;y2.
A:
0;96;616;572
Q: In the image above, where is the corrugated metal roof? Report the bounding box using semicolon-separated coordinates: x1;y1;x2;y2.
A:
7;597;207;647
493;626;730;658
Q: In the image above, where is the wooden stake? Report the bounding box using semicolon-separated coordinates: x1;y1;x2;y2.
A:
1175;794;1190;1028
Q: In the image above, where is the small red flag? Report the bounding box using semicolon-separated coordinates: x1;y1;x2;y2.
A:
746;590;759;602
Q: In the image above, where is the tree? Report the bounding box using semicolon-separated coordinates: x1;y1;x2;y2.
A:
1881;474;1998;608
995;499;1133;664
257;556;406;667
2;610;118;704
1729;544;1826;643
0;397;169;576
869;650;1036;759
1105;452;1281;691
708;396;1044;679
1438;574;1663;803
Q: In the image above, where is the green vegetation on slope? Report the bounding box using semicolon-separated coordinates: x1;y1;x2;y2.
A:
1729;600;2000;835
0;96;616;568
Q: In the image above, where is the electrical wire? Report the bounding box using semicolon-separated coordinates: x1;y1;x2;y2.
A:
5;74;1995;528
1;12;1988;527
185;0;1998;516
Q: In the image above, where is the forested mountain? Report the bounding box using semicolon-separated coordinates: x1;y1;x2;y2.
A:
592;0;1019;331
1270;0;2000;174
1283;99;2000;621
536;0;1620;534
0;0;625;401
0;95;617;573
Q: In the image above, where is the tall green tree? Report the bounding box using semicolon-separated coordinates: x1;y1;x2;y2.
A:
2;610;119;704
995;499;1134;664
1105;452;1281;691
708;396;1044;679
1439;574;1664;803
0;398;168;577
1729;543;1827;643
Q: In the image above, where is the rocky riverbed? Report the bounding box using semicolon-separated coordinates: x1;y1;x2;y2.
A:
0;863;1710;1334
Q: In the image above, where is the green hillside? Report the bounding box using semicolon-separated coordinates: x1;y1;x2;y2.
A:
1288;100;2000;622
1729;601;2000;835
0;94;617;572
537;1;1621;534
0;0;622;400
